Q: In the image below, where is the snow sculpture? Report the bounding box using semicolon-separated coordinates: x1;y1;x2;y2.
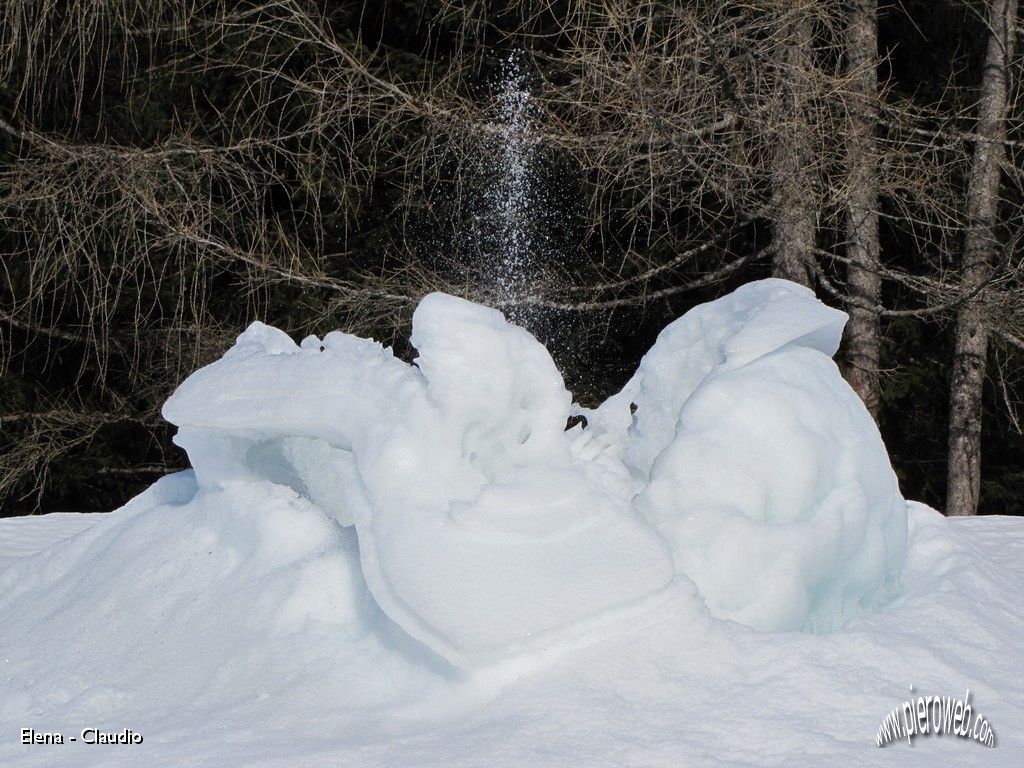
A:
164;294;677;668
161;278;907;665
611;280;908;631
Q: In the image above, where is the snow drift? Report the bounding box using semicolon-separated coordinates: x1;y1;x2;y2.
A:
6;278;1024;768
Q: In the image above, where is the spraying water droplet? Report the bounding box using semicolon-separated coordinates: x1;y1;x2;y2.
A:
482;53;541;329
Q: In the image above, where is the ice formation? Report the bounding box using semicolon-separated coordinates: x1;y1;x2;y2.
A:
617;282;908;631
152;278;909;665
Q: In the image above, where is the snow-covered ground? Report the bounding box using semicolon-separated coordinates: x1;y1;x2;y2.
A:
2;279;1022;766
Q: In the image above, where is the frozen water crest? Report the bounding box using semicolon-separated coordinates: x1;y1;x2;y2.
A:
3;278;1023;767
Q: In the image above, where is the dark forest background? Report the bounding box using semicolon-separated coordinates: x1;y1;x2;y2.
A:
2;0;1023;517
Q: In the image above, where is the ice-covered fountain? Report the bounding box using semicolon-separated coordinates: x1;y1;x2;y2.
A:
1;53;910;675
6;44;1024;768
141;275;906;669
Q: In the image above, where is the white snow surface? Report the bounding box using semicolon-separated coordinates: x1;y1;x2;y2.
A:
2;278;1022;766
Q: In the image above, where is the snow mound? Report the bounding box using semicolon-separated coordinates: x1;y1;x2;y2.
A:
161;278;905;648
0;471;377;719
621;281;908;631
6;279;908;687
7;280;1024;768
163;292;677;668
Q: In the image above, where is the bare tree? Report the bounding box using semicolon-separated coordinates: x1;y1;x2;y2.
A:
946;0;1020;516
769;4;818;287
3;0;1022;514
0;0;441;509
842;0;883;418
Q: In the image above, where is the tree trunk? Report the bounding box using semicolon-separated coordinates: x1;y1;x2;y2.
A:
946;0;1018;516
770;9;816;288
842;0;882;420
